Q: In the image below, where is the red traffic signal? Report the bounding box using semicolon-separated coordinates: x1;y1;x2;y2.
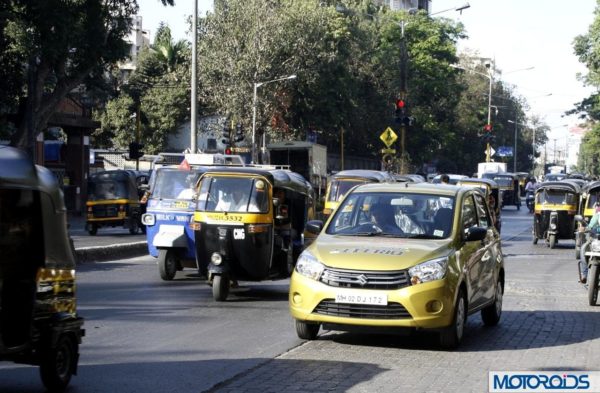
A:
396;99;405;109
484;124;492;132
225;147;232;155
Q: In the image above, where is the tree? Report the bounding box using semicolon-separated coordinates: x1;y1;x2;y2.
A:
0;0;175;158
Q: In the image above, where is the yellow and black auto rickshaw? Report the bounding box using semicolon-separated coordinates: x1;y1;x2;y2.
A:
575;180;600;259
483;172;521;210
457;177;502;233
0;146;84;391
194;166;314;301
86;170;143;235
323;169;393;217
533;180;581;248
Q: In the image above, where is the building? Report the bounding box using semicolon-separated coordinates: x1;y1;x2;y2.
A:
118;16;151;82
374;0;431;12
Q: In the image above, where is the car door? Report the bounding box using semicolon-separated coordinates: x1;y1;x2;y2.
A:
460;192;488;309
473;192;499;302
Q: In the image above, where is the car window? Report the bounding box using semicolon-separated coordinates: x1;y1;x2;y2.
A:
473;193;491;228
461;195;478;231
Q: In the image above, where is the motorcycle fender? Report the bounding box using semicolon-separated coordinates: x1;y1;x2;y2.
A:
585;252;600;258
208;262;229;275
153;224;188;248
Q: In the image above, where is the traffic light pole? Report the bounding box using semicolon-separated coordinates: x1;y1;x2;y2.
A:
136;106;141;170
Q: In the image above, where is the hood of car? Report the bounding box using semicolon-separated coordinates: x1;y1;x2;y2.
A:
307;234;454;271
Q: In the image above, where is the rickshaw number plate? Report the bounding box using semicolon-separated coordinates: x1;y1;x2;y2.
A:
233;228;245;240
335;292;388;306
173;201;189;208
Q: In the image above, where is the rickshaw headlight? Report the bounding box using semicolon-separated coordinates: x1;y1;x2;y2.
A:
141;213;155;226
591;240;600;252
211;253;223;265
550;223;557;230
295;251;324;281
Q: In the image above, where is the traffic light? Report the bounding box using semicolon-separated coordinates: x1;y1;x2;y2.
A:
394;99;405;123
234;123;244;143
128;142;144;160
221;123;231;146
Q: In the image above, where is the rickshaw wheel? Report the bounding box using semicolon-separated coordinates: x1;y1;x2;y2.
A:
40;334;76;391
549;234;557;249
88;224;97;236
158;249;178;281
532;237;538;245
212;274;230;301
588;264;599;306
295;320;320;340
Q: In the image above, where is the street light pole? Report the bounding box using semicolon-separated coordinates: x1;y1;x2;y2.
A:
190;0;198;153
251;74;297;164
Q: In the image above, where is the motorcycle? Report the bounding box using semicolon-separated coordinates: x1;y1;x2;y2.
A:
575;215;600;306
525;190;535;213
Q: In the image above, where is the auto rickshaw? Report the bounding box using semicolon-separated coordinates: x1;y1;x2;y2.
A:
575;180;600;259
532;180;581;248
86;170;143;235
0;146;84;391
456;177;502;233
194;167;314;301
516;172;529;196
483;172;521;210
142;165;208;280
323;170;393;217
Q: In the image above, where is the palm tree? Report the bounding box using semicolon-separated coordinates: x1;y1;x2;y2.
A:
151;24;188;74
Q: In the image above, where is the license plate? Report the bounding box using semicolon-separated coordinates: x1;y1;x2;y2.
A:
335;292;387;306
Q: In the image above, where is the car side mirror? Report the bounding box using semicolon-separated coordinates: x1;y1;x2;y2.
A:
306;220;324;235
465;226;487;242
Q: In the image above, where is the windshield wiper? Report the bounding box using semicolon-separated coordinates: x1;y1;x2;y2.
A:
404;234;439;239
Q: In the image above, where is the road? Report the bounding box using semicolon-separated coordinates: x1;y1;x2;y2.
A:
2;207;600;392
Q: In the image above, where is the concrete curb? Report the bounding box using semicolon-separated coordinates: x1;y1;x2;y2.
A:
75;241;148;263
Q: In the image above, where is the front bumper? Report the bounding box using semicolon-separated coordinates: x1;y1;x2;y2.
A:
289;271;456;330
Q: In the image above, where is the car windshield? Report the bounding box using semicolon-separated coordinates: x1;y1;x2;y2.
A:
88;180;129;200
328;179;368;202
197;176;269;213
326;192;455;239
152;169;203;201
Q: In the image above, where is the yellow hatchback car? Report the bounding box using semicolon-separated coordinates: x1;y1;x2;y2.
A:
289;182;504;348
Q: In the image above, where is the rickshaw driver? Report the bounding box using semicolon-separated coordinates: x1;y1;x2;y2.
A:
580;202;600;283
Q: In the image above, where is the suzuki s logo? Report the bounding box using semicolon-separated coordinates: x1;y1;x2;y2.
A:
356;274;369;286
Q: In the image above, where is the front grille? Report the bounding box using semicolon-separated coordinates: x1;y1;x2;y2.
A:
92;205;118;217
314;299;412;319
319;268;411;290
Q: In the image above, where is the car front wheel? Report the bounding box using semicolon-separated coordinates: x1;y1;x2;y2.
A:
439;288;466;349
295;320;320;340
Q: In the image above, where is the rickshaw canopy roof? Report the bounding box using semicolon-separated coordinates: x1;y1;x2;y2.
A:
330;169;393;182
582;180;600;194
535;180;581;194
457;178;499;188
201;166;313;196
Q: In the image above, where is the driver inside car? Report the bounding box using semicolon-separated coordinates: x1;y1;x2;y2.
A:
370;203;402;234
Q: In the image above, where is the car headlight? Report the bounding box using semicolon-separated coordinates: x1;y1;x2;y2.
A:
295;250;325;281
408;256;449;285
141;213;155;226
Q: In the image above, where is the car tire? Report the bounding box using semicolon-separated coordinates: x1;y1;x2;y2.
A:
588;263;599;306
158;249;177;281
295;320;319;340
439;288;466;349
212;274;230;302
40;334;77;392
481;279;503;326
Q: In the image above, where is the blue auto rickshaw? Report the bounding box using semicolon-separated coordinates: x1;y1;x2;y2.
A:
142;165;207;280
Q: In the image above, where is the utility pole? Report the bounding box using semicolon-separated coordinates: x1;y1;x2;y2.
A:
399;20;408;174
190;0;198;153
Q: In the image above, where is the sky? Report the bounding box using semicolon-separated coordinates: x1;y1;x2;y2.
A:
137;0;598;165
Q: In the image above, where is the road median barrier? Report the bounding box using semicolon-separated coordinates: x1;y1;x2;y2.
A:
75;241;148;263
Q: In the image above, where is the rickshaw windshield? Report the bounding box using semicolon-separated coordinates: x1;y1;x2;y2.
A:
88;180;129;200
493;177;512;187
152;169;201;201
198;176;269;213
326;192;455;239
586;192;600;209
328;180;366;202
538;189;576;205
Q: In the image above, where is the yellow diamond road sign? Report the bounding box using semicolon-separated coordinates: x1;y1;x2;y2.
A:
380;127;398;147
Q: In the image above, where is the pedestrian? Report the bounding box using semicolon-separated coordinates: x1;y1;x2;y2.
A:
580;201;600;283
